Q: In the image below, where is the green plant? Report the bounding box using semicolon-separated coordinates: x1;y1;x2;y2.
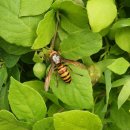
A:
0;0;130;130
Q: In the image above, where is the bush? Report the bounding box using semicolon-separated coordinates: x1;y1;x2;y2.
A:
0;0;130;130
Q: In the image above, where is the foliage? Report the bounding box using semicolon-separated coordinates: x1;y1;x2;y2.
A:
0;0;130;130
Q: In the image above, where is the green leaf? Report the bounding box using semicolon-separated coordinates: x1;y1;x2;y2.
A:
48;104;62;117
0;0;42;47
72;0;84;6
115;27;130;53
0;48;20;68
60;30;102;60
19;0;53;16
0;38;31;55
0;66;7;91
60;15;84;34
42;91;60;106
50;64;94;109
110;104;130;130
33;117;54;130
112;76;130;88
0;110;31;130
32;10;56;49
54;110;102;130
94;98;106;120
118;79;130;109
110;45;124;56
33;52;43;63
23;80;44;96
52;0;88;28
8;77;47;123
8;65;20;81
87;0;117;32
58;27;68;41
111;18;130;31
107;57;129;75
105;69;112;110
0;84;9;110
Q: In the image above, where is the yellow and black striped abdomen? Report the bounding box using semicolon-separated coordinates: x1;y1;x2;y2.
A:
57;63;71;83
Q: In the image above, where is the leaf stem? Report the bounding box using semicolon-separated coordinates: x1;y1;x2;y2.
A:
50;12;60;50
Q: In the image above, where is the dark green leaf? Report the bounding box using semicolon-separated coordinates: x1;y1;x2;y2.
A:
0;38;31;55
8;65;20;81
110;104;130;130
0;48;20;68
48;104;62;117
0;66;7;91
0;84;9;110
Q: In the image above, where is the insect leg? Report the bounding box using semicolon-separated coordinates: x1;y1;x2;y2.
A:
44;63;55;91
67;65;83;77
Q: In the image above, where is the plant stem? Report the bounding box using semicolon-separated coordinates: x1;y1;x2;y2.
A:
50;12;60;50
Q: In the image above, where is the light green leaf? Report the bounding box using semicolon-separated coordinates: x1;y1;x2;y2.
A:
23;80;44;96
54;110;102;130
50;64;94;109
118;80;130;109
19;0;53;16
8;77;47;123
33;117;54;130
0;66;7;91
72;0;84;6
87;0;117;32
60;30;102;60
52;0;88;28
110;104;130;130
107;57;129;75
115;27;130;53
0;0;42;47
0;110;30;130
32;10;56;49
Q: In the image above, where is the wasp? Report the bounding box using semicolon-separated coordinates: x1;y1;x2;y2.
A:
44;50;86;91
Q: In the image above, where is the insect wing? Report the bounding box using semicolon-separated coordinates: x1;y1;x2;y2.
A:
44;63;55;91
61;58;86;69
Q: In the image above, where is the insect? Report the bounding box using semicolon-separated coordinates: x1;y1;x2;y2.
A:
44;50;86;91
